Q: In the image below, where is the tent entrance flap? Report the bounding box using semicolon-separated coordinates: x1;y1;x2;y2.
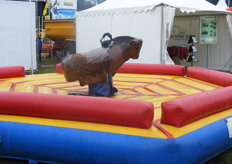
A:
161;5;175;64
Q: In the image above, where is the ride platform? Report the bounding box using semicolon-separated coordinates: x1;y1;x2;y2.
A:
0;63;231;164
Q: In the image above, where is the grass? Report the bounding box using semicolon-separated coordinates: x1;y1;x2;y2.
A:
25;57;59;75
36;57;60;74
4;57;232;163
35;66;57;74
0;158;47;164
40;57;61;66
206;149;232;164
0;158;28;164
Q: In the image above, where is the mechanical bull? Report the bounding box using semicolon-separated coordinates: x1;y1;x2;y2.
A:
61;35;143;87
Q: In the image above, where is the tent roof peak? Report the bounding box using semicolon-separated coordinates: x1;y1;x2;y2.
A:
76;0;230;16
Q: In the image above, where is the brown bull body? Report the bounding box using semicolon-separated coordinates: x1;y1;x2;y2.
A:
61;36;143;86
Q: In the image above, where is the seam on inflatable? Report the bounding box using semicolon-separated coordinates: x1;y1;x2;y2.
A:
9;83;16;92
9;81;29;92
153;119;174;139
156;82;185;96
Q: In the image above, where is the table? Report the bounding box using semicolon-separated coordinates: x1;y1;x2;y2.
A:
167;46;189;65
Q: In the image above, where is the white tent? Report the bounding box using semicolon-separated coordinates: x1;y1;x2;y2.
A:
0;1;36;71
75;0;230;67
216;0;228;9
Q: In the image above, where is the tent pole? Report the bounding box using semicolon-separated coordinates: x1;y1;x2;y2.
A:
206;44;209;68
29;0;34;74
36;0;39;71
160;4;164;64
42;16;44;43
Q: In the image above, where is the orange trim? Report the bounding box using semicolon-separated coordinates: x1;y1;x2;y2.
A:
226;7;232;11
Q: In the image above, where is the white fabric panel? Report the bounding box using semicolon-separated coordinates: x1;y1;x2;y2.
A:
169;15;232;71
76;7;163;64
76;15;112;51
161;6;175;64
226;15;232;39
110;8;162;64
0;1;36;70
208;15;232;71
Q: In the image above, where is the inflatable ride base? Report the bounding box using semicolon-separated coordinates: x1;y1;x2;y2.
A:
0;63;231;164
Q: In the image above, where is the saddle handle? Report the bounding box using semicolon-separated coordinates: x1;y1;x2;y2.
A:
100;33;113;48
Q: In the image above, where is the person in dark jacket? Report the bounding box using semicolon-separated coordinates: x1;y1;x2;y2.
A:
38;36;42;63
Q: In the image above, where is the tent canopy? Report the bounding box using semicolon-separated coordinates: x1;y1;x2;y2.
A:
75;0;230;65
78;0;229;15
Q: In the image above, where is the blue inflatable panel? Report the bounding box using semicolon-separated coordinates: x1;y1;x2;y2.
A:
0;117;231;164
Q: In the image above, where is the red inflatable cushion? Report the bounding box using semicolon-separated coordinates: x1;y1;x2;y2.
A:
117;63;185;76
0;66;25;78
161;86;232;127
187;66;232;87
0;92;154;129
56;63;63;74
